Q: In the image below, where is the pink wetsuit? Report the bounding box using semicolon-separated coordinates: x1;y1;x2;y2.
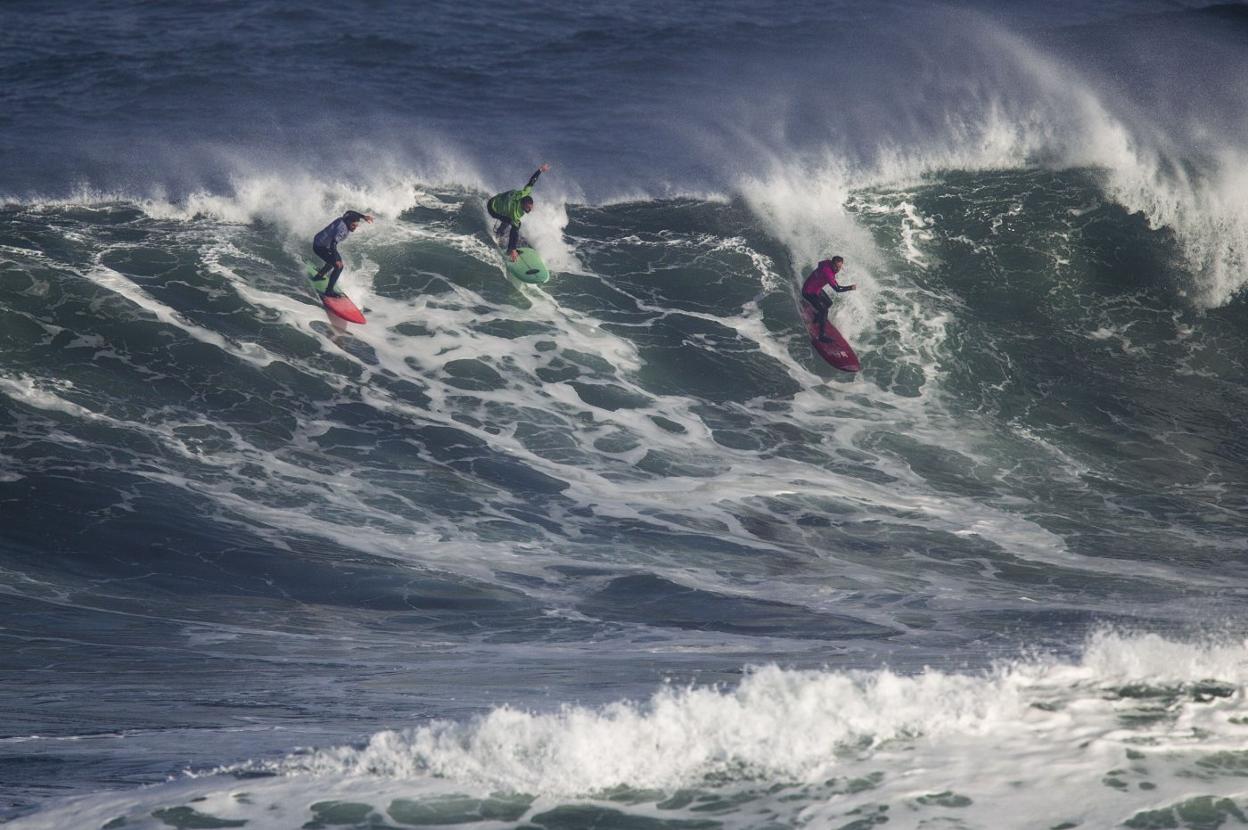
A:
802;260;849;299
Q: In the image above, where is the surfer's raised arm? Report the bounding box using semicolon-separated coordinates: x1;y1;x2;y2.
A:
526;163;552;189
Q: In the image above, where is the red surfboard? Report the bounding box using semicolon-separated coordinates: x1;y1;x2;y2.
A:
800;303;860;373
320;293;366;324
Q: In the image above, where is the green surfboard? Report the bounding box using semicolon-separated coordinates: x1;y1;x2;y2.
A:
307;266;330;295
505;246;550;284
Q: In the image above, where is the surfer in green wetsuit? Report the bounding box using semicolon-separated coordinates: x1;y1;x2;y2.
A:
487;163;550;262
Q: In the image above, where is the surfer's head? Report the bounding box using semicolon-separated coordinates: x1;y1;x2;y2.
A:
521;196;535;213
822;256;844;271
342;210;371;231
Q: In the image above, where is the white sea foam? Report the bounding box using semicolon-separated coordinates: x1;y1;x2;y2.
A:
238;631;1244;789
19;632;1238;830
0;375;105;423
521;199;583;276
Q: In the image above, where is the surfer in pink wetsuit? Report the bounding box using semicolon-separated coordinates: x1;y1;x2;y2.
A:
801;256;856;342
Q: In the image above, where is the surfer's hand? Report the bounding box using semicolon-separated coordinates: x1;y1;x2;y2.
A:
363;214;374;224
539;163;551;173
509;250;518;262
848;284;857;290
335;260;344;269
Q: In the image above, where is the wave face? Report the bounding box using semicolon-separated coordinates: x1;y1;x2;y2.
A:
4;1;1248;827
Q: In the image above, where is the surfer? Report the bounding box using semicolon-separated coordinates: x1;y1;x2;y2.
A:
486;163;551;262
311;210;373;298
802;256;856;342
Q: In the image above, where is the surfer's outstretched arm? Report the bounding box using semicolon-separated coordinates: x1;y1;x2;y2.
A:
526;163;551;189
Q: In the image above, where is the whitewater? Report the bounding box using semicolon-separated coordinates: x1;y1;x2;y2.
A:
3;2;1248;828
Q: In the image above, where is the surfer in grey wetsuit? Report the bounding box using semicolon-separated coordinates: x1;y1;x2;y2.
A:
801;256;856;341
311;210;373;297
486;163;550;262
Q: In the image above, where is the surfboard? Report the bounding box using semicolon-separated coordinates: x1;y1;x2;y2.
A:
504;246;550;284
307;266;366;325
800;303;860;373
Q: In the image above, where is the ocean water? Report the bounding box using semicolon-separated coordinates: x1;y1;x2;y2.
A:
4;2;1248;828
